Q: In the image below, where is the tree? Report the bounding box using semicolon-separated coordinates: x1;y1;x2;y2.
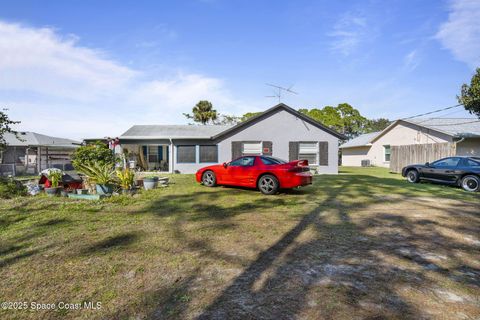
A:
183;100;218;125
71;141;116;170
240;112;262;122
458;68;480;118
299;104;369;139
0;109;21;150
365;118;391;133
213;114;241;125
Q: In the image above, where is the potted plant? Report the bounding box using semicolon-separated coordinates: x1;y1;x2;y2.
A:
116;168;135;195
76;162;116;195
143;175;159;190
44;169;63;197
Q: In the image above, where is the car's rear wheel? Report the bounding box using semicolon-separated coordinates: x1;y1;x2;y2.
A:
406;169;420;183
258;175;279;195
202;171;217;187
461;175;480;192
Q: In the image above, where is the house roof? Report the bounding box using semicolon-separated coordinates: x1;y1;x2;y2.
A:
4;132;80;148
339;131;381;149
120;124;233;140
120;103;346;141
405;118;480;138
340;118;480;149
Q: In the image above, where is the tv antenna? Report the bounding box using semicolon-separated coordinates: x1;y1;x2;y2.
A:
265;83;298;103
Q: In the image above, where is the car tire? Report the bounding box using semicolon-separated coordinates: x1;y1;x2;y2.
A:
406;169;420;183
258;174;279;195
461;175;480;192
202;171;217;187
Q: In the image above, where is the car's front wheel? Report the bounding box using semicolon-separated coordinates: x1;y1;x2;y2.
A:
406;169;420;183
461;175;480;192
258;175;279;195
202;171;217;187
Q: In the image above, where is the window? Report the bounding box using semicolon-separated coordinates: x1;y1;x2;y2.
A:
177;145;196;163
432;157;460;167
384;145;391;162
299;142;317;165
260;156;287;165
148;146;158;163
199;145;218;163
229;156;255;166
242;142;262;155
466;159;480;167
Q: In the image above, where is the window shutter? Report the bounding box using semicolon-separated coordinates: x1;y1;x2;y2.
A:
319;141;328;166
262;141;272;156
142;146;147;157
166;145;169;162
232;141;242;160
159;146;163;161
289;142;299;161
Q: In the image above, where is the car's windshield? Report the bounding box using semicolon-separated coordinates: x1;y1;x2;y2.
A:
260;156;287;165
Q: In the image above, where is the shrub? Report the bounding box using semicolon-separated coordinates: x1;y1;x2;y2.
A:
76;162;116;186
72;141;116;170
0;177;27;199
116;168;135;190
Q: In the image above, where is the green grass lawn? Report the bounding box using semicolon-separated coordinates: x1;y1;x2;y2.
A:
1;167;479;319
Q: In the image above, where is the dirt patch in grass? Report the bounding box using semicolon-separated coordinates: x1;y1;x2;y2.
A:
0;168;479;319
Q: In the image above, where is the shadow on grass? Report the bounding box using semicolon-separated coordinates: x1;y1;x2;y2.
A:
129;173;479;319
81;232;140;255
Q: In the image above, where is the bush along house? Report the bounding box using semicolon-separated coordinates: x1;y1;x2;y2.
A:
113;104;346;174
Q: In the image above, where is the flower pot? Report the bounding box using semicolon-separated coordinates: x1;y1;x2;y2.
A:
77;189;88;195
143;177;158;190
96;184;113;195
45;187;60;197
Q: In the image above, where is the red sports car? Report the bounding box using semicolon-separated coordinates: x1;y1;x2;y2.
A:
195;156;313;195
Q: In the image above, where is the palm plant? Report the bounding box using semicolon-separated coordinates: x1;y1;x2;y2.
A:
116;168;135;190
183;100;218;125
76;162;116;186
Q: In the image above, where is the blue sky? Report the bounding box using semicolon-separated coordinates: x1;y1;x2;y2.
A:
0;0;479;139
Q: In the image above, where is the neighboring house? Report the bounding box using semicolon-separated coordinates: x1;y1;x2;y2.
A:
117;103;345;174
340;118;480;167
0;131;80;176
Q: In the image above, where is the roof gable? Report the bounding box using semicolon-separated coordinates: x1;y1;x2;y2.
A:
212;103;346;140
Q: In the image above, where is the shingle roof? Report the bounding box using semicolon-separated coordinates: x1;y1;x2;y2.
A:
120;125;233;139
339;131;381;149
406;118;480;138
4;132;80;148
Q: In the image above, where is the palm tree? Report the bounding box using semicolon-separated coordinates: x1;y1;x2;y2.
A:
183;100;218;125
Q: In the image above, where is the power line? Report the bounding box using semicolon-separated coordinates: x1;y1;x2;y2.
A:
423;119;480;126
400;103;462;120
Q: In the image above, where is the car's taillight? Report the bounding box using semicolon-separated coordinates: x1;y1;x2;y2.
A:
288;166;310;172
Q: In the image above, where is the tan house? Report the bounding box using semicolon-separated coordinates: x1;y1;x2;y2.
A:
340;118;480;167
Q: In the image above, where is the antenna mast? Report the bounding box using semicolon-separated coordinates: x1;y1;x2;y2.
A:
265;83;298;103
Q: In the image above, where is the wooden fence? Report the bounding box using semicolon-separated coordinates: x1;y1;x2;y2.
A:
389;143;456;173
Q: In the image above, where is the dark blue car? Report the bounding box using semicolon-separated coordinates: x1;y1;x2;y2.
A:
402;156;480;192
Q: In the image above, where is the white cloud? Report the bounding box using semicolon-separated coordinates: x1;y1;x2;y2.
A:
436;0;480;68
403;49;420;72
328;12;369;56
0;21;245;139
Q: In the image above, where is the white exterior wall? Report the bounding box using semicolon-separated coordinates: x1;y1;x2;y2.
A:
341;121;453;167
217;109;339;174
341;147;370;166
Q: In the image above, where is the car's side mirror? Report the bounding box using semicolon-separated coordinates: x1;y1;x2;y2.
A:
223;162;228;168
425;162;430;167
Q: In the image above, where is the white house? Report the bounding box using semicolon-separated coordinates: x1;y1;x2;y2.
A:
340;118;480;167
115;103;346;174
